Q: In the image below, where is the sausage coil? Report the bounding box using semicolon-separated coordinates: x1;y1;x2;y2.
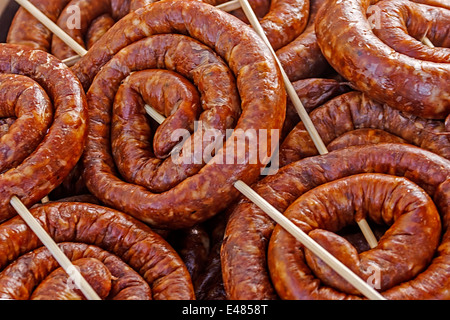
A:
315;0;450;119
221;143;450;299
0;202;194;300
70;0;285;229
0;44;87;222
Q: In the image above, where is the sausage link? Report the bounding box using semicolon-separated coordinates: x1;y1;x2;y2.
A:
372;1;450;62
73;0;285;229
221;143;450;299
279;91;450;167
257;0;309;51
30;257;113;300
0;44;87;222
282;78;351;136
85;14;116;49
315;0;450;119
327;128;406;151
209;0;309;51
277;0;332;81
0;245;153;300
7;0;70;52
167;224;211;283
0;202;194;299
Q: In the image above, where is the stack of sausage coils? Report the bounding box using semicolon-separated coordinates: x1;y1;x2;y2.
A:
0;0;449;300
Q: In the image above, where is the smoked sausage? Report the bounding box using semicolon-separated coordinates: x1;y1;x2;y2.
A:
0;202;195;299
221;143;450;299
0;44;87;222
73;0;285;229
315;0;450;119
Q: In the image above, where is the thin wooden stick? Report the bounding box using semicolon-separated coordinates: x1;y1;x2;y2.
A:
422;36;435;48
62;55;82;66
421;25;435;48
216;0;241;12
144;105;165;125
357;219;378;249
233;181;386;300
14;0;88;57
41;196;50;204
236;0;378;246
10;196;101;300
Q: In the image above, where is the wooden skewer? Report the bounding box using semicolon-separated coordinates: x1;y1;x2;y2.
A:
62;55;82;66
422;36;435;48
10;196;101;300
356;218;378;249
216;0;241;12
144;105;165;125
421;25;435;48
236;0;378;248
233;181;386;300
41;196;50;204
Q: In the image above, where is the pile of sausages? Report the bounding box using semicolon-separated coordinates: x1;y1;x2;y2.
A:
0;0;449;300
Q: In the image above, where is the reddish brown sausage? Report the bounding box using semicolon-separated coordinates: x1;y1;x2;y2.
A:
7;0;70;52
282;78;351;136
0;74;53;173
73;0;285;229
277;0;332;81
209;0;310;51
326;128;406;151
221;143;450;299
0;44;87;223
30;257;114;300
0;202;195;299
256;0;309;51
411;0;450;10
0;245;154;300
167;224;211;283
315;0;450;119
372;1;450;63
269;173;441;298
279;91;450;167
